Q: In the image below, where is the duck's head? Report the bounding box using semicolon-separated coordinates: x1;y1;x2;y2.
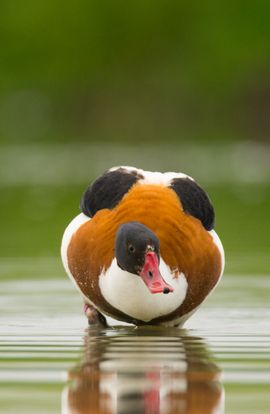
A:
115;222;174;295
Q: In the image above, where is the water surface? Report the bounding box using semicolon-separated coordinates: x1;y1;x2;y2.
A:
0;275;269;413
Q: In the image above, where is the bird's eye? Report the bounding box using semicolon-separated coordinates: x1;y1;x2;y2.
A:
128;244;135;253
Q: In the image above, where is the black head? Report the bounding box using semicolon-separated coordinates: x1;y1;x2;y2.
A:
115;222;160;275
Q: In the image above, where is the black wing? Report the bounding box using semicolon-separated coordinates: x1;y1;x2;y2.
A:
80;168;139;217
170;177;215;230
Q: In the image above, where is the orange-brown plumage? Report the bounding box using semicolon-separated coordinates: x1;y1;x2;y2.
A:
67;183;222;324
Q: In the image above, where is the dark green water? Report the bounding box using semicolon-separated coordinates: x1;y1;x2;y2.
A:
0;275;269;413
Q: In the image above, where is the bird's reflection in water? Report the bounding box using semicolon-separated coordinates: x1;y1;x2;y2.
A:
63;326;224;414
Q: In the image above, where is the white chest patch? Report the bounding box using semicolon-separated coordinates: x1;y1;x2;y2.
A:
99;258;188;322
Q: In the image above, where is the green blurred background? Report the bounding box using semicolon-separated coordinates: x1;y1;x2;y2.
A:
0;1;269;279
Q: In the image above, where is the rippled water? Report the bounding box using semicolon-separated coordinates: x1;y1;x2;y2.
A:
1;276;270;413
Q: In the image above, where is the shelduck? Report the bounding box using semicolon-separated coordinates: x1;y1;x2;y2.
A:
61;166;224;327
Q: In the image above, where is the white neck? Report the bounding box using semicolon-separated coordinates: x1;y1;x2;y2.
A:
99;258;188;322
